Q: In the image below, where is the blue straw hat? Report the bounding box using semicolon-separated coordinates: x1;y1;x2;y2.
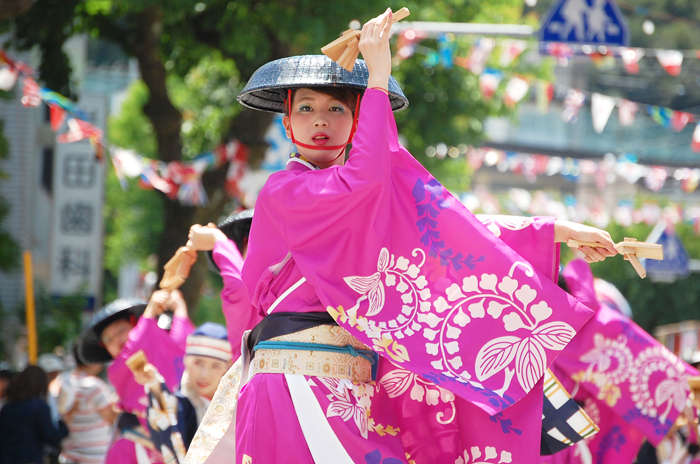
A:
77;299;147;364
206;208;254;274
237;55;408;113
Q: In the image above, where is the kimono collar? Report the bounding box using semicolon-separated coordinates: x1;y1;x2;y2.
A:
286;153;320;171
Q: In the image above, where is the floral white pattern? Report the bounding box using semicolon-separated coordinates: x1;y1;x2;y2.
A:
454;446;513;464
341;246;574;398
575;333;691;423
380;368;456;424
315;377;377;439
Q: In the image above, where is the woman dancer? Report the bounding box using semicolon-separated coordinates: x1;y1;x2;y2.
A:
188;9;617;464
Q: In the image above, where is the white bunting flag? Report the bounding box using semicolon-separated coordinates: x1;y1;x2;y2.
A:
591;93;616;133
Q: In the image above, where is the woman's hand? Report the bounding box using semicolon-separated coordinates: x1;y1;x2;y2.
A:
187;223;228;251
167;289;188;318
132;363;157;386
359;8;393;91
143;289;170;318
554;219;618;263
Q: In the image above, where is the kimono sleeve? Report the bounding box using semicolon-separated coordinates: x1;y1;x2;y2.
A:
213;239;261;359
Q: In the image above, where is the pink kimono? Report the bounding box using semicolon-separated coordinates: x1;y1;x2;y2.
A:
543;260;697;464
219;89;597;464
212;239;262;360
108;314;194;419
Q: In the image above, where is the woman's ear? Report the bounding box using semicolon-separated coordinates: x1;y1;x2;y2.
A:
282;115;291;139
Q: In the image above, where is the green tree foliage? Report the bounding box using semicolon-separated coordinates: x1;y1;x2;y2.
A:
4;0;542;312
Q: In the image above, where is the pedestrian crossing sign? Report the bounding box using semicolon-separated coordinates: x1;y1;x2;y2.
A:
539;0;629;46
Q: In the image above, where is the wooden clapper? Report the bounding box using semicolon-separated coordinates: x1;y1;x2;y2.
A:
567;237;663;279
159;246;198;291
321;7;411;71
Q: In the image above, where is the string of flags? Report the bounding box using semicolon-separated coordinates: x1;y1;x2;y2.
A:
463;185;700;233
425;144;700;194
0;49;250;207
396;33;700;151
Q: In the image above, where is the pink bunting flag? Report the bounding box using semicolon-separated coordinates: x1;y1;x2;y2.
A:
396;29;426;60
546;42;574;66
671;111;692;132
618;100;638;126
56;117;103;144
499;40;527;67
503;76;530;108
644;167;668;192
692;124;700;152
656;50;684;76
591;93;616;133
0;65;19;91
562;89;586;123
620;48;645;74
464;38;495;74
21;76;41;107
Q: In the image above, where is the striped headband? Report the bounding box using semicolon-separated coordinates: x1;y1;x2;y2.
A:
186;335;232;363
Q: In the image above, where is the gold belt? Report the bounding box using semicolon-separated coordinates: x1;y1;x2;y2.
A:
250;325;374;383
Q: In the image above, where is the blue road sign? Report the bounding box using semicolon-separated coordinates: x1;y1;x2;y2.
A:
539;0;629;47
646;229;690;281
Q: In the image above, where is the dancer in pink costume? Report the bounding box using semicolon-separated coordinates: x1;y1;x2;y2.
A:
187;9;618;464
188;209;261;361
541;259;698;464
78;290;195;463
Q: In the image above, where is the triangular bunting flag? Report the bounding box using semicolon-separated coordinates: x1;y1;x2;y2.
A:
546;43;574;66
562;89;586;123
499;40;527;67
21;76;41;107
591;93;616;133
586;51;615;70
671;112;692;132
479;69;503;100
0;66;19;91
57;117;103;144
692;124;700;152
464;38;495;74
620;48;645;74
656;50;683;76
648;106;674;128
49;104;66;131
503;76;530;108
618;100;638;126
396;29;426;60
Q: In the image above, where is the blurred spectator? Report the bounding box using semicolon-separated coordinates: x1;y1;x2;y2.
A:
57;345;118;464
38;353;66;464
0;365;69;464
0;362;14;411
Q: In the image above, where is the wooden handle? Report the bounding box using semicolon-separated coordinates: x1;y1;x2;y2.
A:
321;7;411;55
126;350;148;374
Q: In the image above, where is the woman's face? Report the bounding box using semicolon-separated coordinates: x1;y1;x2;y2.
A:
184;355;230;399
101;319;133;359
282;88;354;169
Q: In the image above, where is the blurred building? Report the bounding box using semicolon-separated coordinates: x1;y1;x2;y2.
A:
0;36;137;321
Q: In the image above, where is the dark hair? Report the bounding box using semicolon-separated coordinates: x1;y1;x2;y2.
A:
284;87;361;116
72;343;86;367
6;365;48;402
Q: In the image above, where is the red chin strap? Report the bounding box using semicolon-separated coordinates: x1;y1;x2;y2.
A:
286;89;361;155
